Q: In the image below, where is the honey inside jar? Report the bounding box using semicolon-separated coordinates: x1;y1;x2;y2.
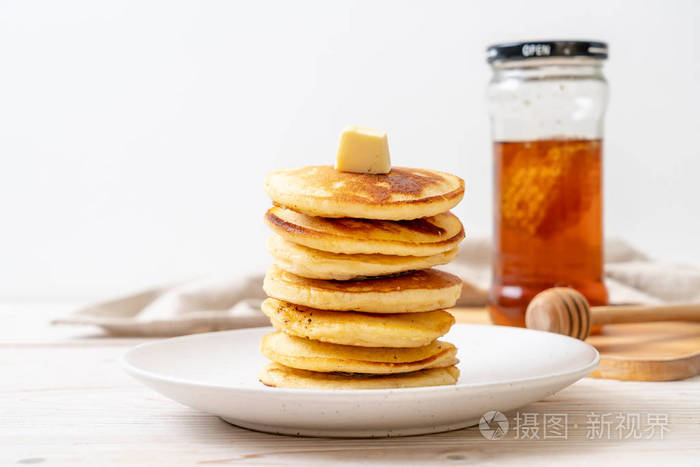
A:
488;138;608;327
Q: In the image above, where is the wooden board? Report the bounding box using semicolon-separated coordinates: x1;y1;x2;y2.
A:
451;308;700;382
586;321;700;381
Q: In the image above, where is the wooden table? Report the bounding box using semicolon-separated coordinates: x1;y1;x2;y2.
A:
3;304;699;466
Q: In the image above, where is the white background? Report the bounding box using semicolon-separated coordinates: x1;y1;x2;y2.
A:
1;0;699;301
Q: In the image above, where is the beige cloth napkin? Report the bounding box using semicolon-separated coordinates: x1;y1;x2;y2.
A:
53;237;700;336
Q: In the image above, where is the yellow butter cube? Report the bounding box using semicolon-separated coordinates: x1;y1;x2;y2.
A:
335;126;391;174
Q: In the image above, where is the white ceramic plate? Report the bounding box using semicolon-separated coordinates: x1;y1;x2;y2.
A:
122;324;598;437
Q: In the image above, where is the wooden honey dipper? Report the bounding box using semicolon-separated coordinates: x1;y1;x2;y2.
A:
525;287;700;340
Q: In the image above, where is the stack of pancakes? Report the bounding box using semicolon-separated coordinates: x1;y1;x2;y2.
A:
259;165;466;390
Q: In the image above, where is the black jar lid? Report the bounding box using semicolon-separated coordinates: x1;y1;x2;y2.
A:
486;40;608;63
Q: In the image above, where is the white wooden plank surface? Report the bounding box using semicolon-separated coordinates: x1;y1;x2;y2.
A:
2;303;699;466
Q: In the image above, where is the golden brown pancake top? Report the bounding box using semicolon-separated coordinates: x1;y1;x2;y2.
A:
268;166;464;206
264;207;466;256
269;211;445;236
265;207;465;241
263;297;455;322
276;267;462;294
259;362;460;389
262;331;455;364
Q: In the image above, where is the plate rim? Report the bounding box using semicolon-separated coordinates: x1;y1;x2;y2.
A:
121;323;599;396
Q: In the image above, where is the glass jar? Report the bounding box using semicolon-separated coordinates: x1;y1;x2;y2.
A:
486;40;609;327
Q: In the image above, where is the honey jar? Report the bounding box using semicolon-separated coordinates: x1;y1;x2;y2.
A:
486;40;609;327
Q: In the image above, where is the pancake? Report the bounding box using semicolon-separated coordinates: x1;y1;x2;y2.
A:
259;363;460;390
267;234;458;280
263;265;463;313
264;166;465;220
265;207;465;256
261;332;458;374
261;298;455;347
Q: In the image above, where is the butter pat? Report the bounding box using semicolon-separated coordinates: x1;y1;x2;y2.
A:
335;126;391;174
